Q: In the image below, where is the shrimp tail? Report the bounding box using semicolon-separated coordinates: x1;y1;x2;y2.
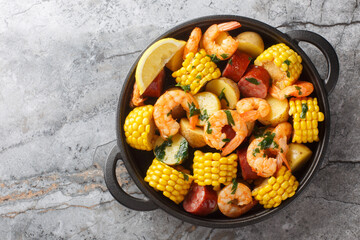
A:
218;21;241;31
277;153;291;171
189;116;198;129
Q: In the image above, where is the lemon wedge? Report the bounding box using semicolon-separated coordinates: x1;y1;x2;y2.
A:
135;38;186;94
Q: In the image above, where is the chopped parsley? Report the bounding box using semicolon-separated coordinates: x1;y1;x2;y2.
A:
207;54;221;63
227;200;234;204
300;103;308;119
220;53;229;59
287;71;291;78
218;88;229;106
206;122;212;134
192;65;195;69
181;172;189;181
295;86;302;95
248;56;253;61
222;138;230;143
245;77;260;85
284;94;290;99
231;178;238;194
195;74;202;80
224;110;235;126
175;139;188;163
253;125;271;138
154;137;173;161
258;132;276;150
263;153;267;158
228;58;233;65
252;147;260;156
280;148;284;153
283;59;291;66
273;141;279;149
188;102;200;117
176;82;190;92
166;110;172;117
199;109;209;121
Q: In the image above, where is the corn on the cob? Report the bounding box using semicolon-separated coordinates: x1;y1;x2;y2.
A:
193;150;237;187
172;49;221;94
255;43;303;89
144;159;193;204
123;105;155;151
289;97;324;143
252;166;299;208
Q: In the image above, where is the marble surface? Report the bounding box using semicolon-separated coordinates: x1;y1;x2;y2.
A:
1;0;359;239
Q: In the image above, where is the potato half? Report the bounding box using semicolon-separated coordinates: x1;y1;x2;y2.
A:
194;91;221;126
236;31;264;58
154;134;188;165
180;118;206;148
258;95;289;126
286;143;312;172
205;77;240;109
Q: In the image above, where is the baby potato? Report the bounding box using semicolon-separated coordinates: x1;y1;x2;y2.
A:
258;95;289;126
286;143;312;172
236;31;265;58
180;118;206;148
154;134;188;165
194;92;221;126
205;77;240;109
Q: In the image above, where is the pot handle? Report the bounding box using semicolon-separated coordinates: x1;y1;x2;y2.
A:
104;145;157;211
286;30;339;95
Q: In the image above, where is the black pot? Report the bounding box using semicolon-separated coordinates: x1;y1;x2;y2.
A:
104;15;339;228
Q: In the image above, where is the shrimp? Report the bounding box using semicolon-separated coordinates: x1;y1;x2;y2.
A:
153;89;199;139
236;98;270;122
204;110;248;156
202;21;241;60
130;82;147;107
183;27;202;59
270;122;292;170
217;182;255;218
269;81;314;100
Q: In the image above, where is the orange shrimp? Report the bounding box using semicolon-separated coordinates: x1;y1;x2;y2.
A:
153;89;199;139
217;181;256;218
236;98;270;122
270;122;292;170
269;81;314;100
204;110;248;156
130;82;147;107
183;27;202;59
202;21;241;60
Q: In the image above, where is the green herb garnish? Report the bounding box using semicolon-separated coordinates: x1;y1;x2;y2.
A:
228;58;233;65
284;59;291;66
263;153;267;158
188;102;201;117
284;94;290;99
206;122;212;134
199;109;209;121
280;148;284;153
154;137;173;161
300;103;308;119
258;132;276;150
252;147;260;156
253;125;271;138
207;54;221;63
248;56;253;61
167;110;172;117
273;141;279;149
227;200;234;204
196;74;202;80
220;53;229;59
224;110;235;126
181;172;189;181
231;178;238;194
245;77;260;85
295;86;302;95
175;139;188;163
287;71;291;78
218;88;229;107
222;138;230;143
176;82;190;92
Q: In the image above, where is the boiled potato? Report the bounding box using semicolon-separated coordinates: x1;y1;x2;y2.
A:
286;143;312;172
205;77;240;109
236;31;264;58
165;40;186;71
258;95;289;126
180;118;206;148
194;92;221;126
154;134;188;165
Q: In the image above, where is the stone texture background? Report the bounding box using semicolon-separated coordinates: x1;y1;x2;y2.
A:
0;0;359;239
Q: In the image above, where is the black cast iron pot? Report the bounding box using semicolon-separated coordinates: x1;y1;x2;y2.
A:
104;15;339;228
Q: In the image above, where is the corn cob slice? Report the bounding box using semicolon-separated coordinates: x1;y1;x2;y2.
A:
172;49;221;94
289;97;324;143
252;166;299;208
144;159;193;204
193;150;237;187
255;43;303;89
123;105;155;151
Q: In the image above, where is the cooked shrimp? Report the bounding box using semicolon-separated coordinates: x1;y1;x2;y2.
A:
247;137;278;177
269;81;314;100
183;27;202;59
204;110;248;156
270;122;292;170
130;82;147;107
153;89;199;139
236;98;270;122
202;21;241;60
218;182;255;218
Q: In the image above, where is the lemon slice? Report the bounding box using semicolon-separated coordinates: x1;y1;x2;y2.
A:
135;38;186;94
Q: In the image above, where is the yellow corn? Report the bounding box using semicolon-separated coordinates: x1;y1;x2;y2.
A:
255;43;303;89
289;97;324;143
123;105;155;151
193;150;237;187
252;166;299;208
172;49;221;94
144;159;193;204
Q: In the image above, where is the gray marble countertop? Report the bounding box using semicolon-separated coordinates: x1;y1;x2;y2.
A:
1;0;359;239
